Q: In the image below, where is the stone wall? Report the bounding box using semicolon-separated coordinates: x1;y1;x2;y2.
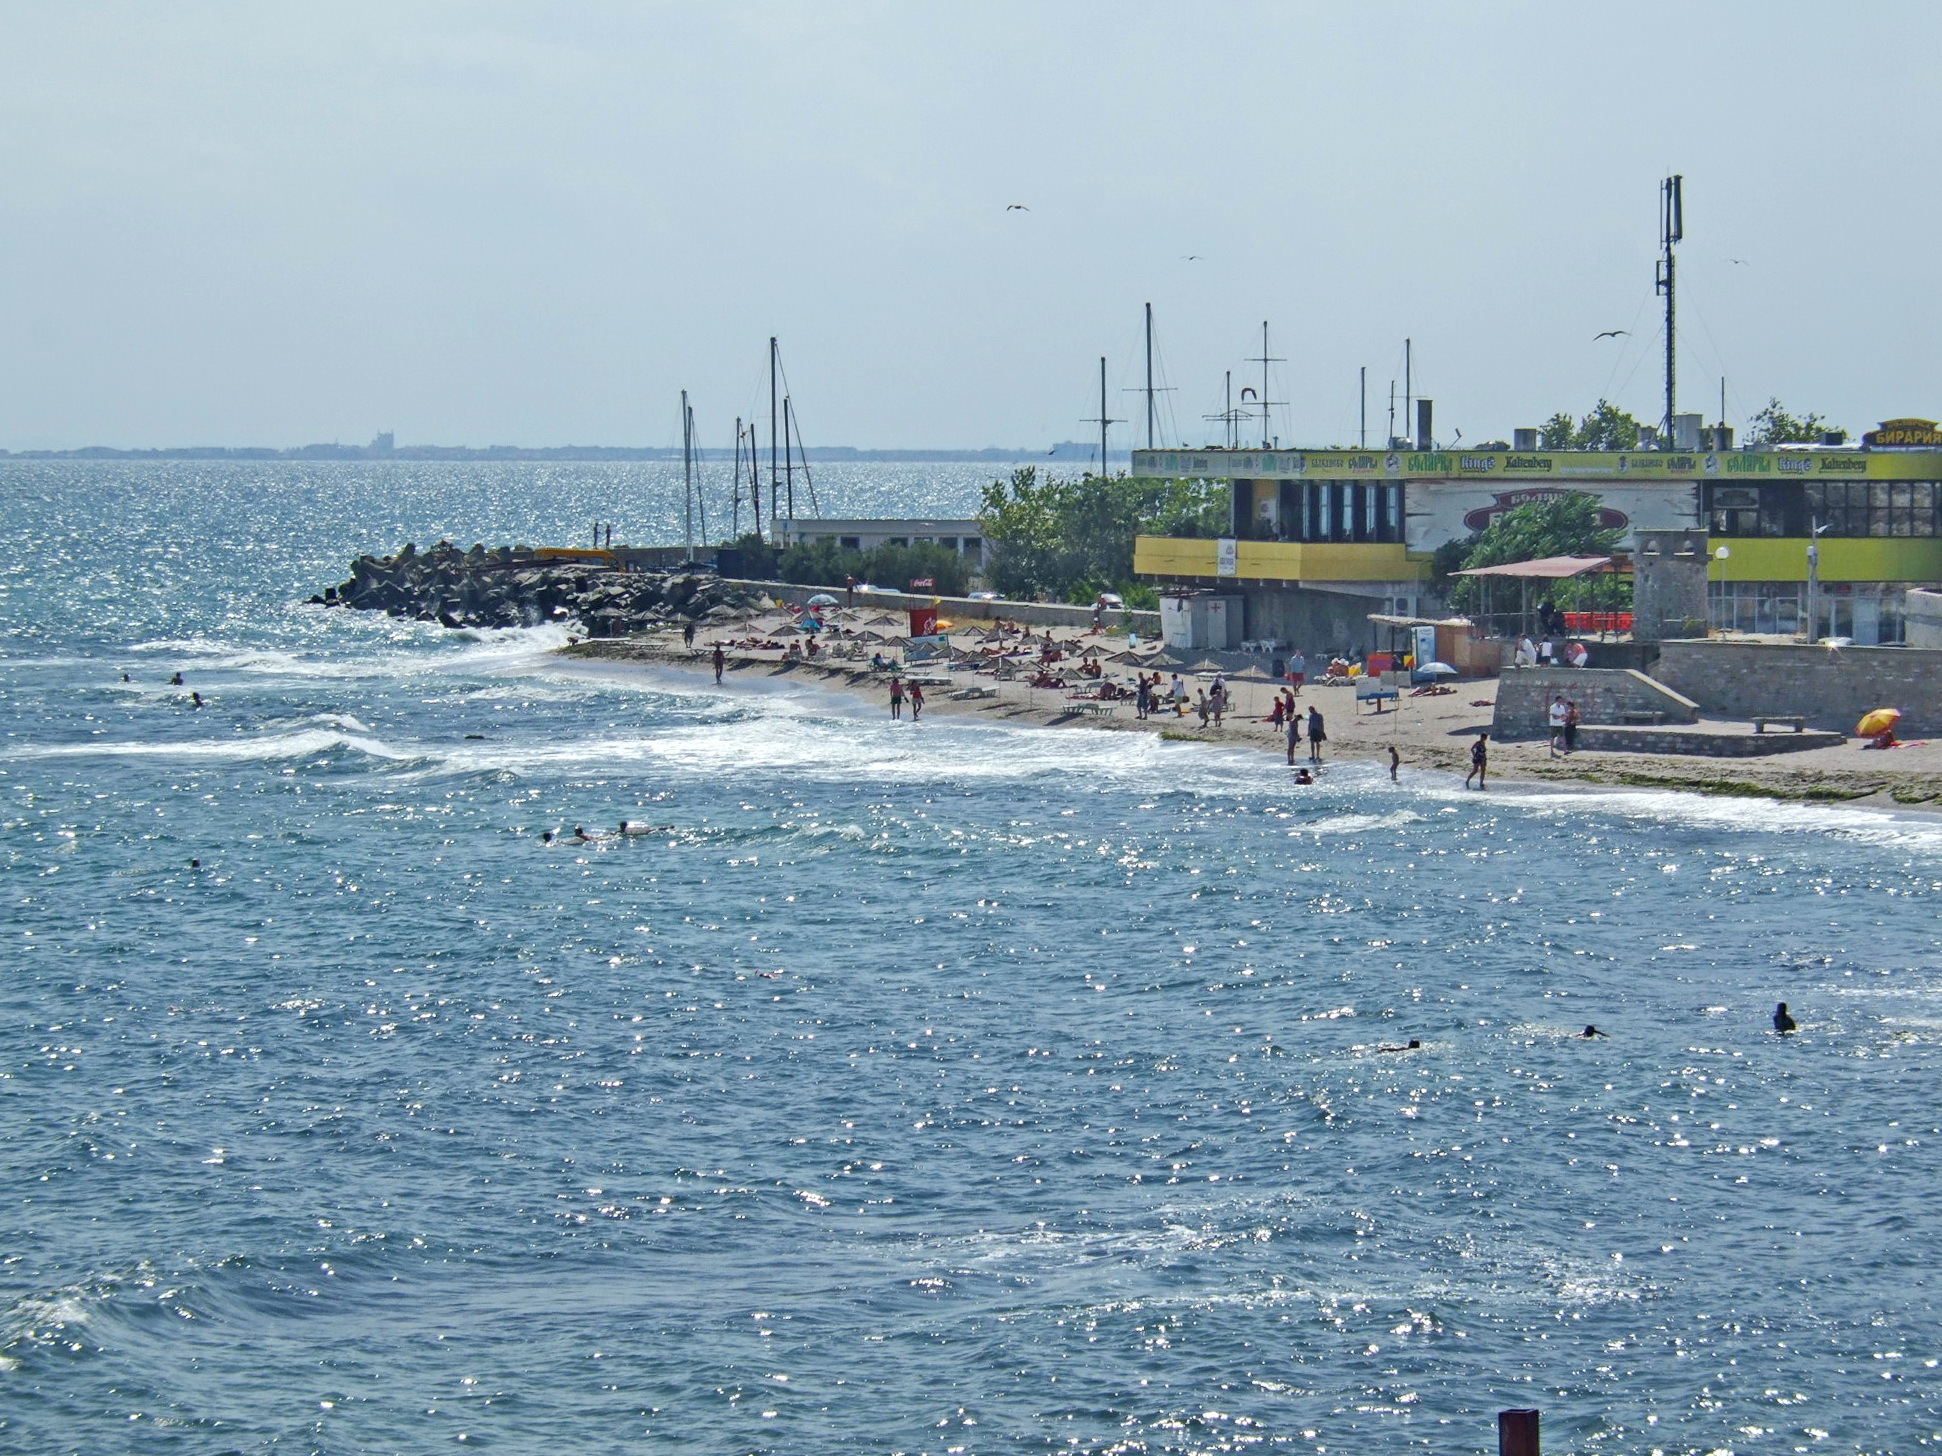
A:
1575;725;1844;756
1234;585;1396;657
1492;665;1699;741
1654;639;1942;736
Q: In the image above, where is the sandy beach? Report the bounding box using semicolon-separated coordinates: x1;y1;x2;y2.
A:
561;607;1942;813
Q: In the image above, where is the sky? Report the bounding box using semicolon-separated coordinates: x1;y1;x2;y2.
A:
1;1;1938;451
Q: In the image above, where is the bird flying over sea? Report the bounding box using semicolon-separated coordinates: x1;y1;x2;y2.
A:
1182;254;1201;261
1006;204;1029;211
1728;258;1749;265
1593;330;1629;340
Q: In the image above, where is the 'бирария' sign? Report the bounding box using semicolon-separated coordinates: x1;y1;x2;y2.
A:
1862;418;1942;448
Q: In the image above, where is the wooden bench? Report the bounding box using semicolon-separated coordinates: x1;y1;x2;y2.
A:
1620;710;1667;725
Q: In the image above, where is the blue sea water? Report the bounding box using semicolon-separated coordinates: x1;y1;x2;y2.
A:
3;461;1941;1456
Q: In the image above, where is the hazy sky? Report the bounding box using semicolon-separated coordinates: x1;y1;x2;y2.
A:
2;1;1938;450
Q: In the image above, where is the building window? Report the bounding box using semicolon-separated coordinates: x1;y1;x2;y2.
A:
1711;480;1941;537
839;537;861;549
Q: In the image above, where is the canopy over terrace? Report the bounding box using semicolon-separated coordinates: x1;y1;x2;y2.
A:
1449;555;1628;638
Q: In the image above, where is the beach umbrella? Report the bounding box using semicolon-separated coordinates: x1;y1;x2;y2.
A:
1415;661;1459;678
1230;665;1275;681
806;593;839;607
1191;658;1227;673
1145;651;1182;667
1857;707;1902;738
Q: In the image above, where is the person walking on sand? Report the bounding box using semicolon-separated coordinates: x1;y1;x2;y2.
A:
1194;689;1210;727
1564;698;1581;753
1465;732;1488;789
1287;650;1306;693
682;619;697;651
712;644;726;684
1306;705;1326;762
1210;680;1226;727
909;681;924;721
889;677;905;720
1269;695;1285;729
1547;695;1570;756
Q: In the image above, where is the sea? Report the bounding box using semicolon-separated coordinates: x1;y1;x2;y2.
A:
2;460;1939;1455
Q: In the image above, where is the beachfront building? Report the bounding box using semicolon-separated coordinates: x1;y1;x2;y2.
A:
1130;425;1942;646
776;517;984;566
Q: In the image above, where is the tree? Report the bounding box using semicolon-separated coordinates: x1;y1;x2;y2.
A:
1747;398;1840;445
1536;401;1644;450
1444;492;1627;615
1538;411;1577;450
977;467;1227;602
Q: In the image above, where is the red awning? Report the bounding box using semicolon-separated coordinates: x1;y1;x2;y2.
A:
1451;554;1618;580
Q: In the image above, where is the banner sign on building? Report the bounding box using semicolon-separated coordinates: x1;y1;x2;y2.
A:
1216;538;1238;577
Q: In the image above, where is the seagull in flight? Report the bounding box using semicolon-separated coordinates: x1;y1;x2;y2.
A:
1182;254;1202;261
1006;204;1029;211
1593;330;1629;340
1728;257;1749;265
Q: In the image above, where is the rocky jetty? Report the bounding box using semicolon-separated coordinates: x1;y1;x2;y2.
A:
311;541;761;636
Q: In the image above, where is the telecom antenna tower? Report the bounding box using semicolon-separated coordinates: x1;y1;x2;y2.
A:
1656;174;1683;448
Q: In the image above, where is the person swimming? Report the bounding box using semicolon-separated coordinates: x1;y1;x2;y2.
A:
1773;1002;1797;1034
619;821;674;836
1377;1039;1422;1052
1579;1025;1608;1038
1292;768;1314;784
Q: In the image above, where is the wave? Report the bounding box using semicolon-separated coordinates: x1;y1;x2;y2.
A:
5;727;423;765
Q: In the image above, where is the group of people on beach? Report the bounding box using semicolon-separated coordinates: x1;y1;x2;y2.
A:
1547;695;1583;756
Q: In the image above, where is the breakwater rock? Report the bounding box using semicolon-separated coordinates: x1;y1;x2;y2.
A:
311;542;762;636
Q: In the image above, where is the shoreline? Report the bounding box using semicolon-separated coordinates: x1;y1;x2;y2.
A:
559;632;1942;817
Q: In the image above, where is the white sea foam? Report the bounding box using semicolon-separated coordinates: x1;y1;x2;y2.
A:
5;728;421;765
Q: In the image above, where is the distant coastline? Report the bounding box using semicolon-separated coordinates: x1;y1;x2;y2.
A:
0;440;1131;464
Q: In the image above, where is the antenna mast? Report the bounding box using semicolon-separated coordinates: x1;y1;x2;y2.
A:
1247;321;1284;447
1656;173;1683;448
1359;366;1367;449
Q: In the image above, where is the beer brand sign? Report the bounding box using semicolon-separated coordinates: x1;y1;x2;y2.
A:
1863;418;1942;448
1461;487;1629;534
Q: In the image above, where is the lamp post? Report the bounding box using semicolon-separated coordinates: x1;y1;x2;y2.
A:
1711;545;1730;635
1805;519;1827;641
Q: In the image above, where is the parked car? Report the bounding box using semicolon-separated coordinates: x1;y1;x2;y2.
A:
967;590;1000;602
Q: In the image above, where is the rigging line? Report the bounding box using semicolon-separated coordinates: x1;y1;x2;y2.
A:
1596;291;1657;406
1676;280;1743;422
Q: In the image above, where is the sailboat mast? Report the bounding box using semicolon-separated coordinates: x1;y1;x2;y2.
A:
691;401;708;548
731;415;743;539
747;423;762;539
681;389;694;562
1144;301;1155;450
768;337;780;541
783;396;796;527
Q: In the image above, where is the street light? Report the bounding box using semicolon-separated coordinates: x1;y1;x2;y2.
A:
1805;519;1828;641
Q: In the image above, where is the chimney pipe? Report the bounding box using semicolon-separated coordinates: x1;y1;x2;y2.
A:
1415;399;1434;451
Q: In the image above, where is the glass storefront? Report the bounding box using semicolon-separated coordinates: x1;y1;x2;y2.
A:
1266;479;1403;544
1709;581;1906;643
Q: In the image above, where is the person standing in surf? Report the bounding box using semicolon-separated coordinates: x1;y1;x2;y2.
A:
1465;732;1489;789
1306;705;1326;762
909;682;924;721
712;644;726;684
888;677;905;720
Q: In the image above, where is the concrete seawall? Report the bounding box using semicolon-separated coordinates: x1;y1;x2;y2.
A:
1654;640;1942;736
1493;666;1698;741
